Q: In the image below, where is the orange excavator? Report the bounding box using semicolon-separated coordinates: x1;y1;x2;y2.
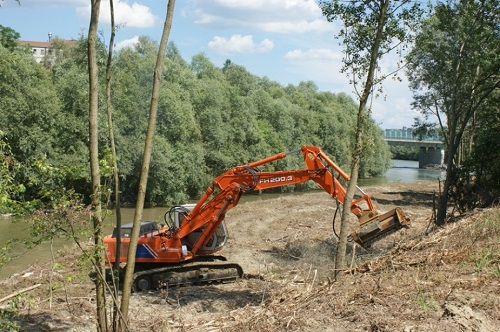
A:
104;146;410;291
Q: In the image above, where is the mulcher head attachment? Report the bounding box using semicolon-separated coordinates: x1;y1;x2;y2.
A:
349;207;411;247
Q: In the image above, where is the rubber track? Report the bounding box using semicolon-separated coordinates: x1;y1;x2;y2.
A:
132;261;244;291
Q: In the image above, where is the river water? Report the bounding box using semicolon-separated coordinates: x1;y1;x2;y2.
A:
0;160;444;279
359;159;445;186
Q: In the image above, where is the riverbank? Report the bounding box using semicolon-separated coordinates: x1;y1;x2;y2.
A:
1;181;499;331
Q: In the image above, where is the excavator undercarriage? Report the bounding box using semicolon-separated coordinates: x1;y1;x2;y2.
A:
132;257;243;292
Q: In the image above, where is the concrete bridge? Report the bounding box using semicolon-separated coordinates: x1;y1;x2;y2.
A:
384;129;445;169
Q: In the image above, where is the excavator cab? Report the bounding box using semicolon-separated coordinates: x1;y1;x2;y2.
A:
166;204;229;254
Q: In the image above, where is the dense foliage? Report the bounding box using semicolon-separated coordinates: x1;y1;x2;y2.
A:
389;145;419;161
0;24;20;51
1;35;391;212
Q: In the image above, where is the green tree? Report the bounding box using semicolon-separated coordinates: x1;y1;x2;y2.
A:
222;60;257;96
463;91;500;208
0;45;88;206
190;56;234;175
0;130;22;214
314;92;357;169
360;121;392;177
0;24;20;50
406;0;500;224
111;38;157;204
0;47;61;161
389;145;419;160
319;0;422;276
252;89;294;152
50;46;90;166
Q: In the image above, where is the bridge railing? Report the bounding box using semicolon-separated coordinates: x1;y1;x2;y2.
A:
384;135;443;141
384;129;443;142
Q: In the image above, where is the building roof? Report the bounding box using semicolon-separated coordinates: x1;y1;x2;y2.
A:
18;39;78;48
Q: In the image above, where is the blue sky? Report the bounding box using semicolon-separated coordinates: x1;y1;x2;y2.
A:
1;0;420;129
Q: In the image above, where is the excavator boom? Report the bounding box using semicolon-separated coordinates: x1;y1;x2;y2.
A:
181;145;410;250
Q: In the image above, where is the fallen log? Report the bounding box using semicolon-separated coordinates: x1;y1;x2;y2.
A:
0;284;42;304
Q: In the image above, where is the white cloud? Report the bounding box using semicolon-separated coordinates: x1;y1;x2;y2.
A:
256;19;332;34
197;0;320;16
76;0;157;29
115;36;139;51
282;48;349;92
285;48;342;61
370;94;416;129
364;51;422;129
191;0;334;34
208;34;274;54
4;0;87;6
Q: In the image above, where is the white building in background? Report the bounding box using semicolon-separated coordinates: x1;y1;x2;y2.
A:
18;40;52;63
18;33;77;63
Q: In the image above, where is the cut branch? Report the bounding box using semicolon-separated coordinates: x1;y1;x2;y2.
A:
0;284;42;304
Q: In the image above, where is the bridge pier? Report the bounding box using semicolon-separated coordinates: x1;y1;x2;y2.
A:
419;147;444;169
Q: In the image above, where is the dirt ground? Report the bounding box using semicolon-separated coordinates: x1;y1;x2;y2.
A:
1;181;499;331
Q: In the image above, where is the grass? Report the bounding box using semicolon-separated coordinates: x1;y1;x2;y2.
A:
474;249;499;274
416;291;437;312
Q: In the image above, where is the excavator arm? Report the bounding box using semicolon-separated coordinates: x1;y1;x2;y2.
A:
175;145;410;255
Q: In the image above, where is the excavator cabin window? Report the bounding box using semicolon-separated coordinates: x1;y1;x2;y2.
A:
111;221;159;238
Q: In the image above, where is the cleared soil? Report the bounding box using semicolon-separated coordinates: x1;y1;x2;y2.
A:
1;181;499;331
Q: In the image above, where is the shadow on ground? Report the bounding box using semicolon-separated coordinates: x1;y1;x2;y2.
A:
136;284;264;309
13;311;78;332
374;190;435;208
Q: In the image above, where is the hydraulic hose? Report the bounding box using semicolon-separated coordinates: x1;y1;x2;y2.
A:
238;166;259;192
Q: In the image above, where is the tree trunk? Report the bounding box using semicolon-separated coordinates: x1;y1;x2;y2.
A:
104;1;123;330
88;0;107;330
119;1;176;327
436;127;461;225
334;0;389;278
335;122;362;277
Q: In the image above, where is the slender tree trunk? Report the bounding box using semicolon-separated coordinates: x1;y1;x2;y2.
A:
104;0;123;330
88;0;107;330
335;0;388;278
436;127;461;225
436;147;454;225
119;1;176;326
335;120;362;277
